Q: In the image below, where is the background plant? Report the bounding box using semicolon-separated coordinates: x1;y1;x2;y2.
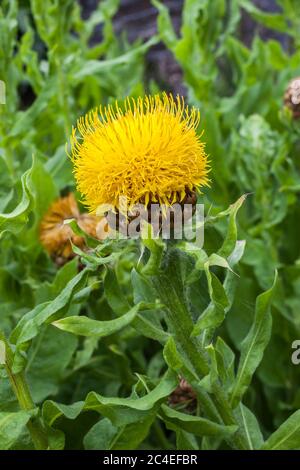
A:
0;0;300;450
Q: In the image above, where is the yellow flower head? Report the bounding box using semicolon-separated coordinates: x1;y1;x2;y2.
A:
70;93;210;213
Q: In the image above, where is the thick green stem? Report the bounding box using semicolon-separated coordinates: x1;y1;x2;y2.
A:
152;271;248;450
0;334;48;450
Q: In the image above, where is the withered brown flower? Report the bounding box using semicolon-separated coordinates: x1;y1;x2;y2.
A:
40;193;109;265
169;377;197;412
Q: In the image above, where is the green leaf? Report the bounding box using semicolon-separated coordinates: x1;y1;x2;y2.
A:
35;258;79;305
208;253;234;272
74;37;158;81
163;336;198;383
218;194;247;259
0;157;37;236
133;315;170;344
84;418;117;450
215;337;235;389
176;430;199;450
43;369;177;429
84;415;154;450
240;0;288;33
192;265;229;335
10;268;90;348
235;404;264;450
131;268;158;305
105;267;131;315
10;78;57;137
230;272;278;407
163;337;221;423
141;222;165;276
0;410;31;450
261;410;300;450
52;303;142;337
64;218;100;249
160;404;237;438
131;269;170;343
87;368;177;417
151;0;178;49
26;326;78;402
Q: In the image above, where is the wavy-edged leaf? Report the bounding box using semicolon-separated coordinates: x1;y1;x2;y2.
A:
10;268;91;348
52;303;142;337
43;369;177;429
160;404;237;438
230;271;278;407
192;265;229;335
218;194;248;258
0;158;35;236
74;37;158;80
0;410;31;450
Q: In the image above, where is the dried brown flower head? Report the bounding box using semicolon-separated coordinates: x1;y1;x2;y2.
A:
40;193;108;265
169;377;197;412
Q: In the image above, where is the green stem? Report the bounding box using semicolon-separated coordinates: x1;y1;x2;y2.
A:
151;271;248;450
0;333;48;450
56;57;71;140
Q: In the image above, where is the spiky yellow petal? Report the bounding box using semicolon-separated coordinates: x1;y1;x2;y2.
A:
70;93;210;213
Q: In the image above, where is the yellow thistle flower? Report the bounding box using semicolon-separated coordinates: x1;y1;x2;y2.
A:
70;93;210;213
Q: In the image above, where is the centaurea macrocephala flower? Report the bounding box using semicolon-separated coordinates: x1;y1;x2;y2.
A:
70;93;210;214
